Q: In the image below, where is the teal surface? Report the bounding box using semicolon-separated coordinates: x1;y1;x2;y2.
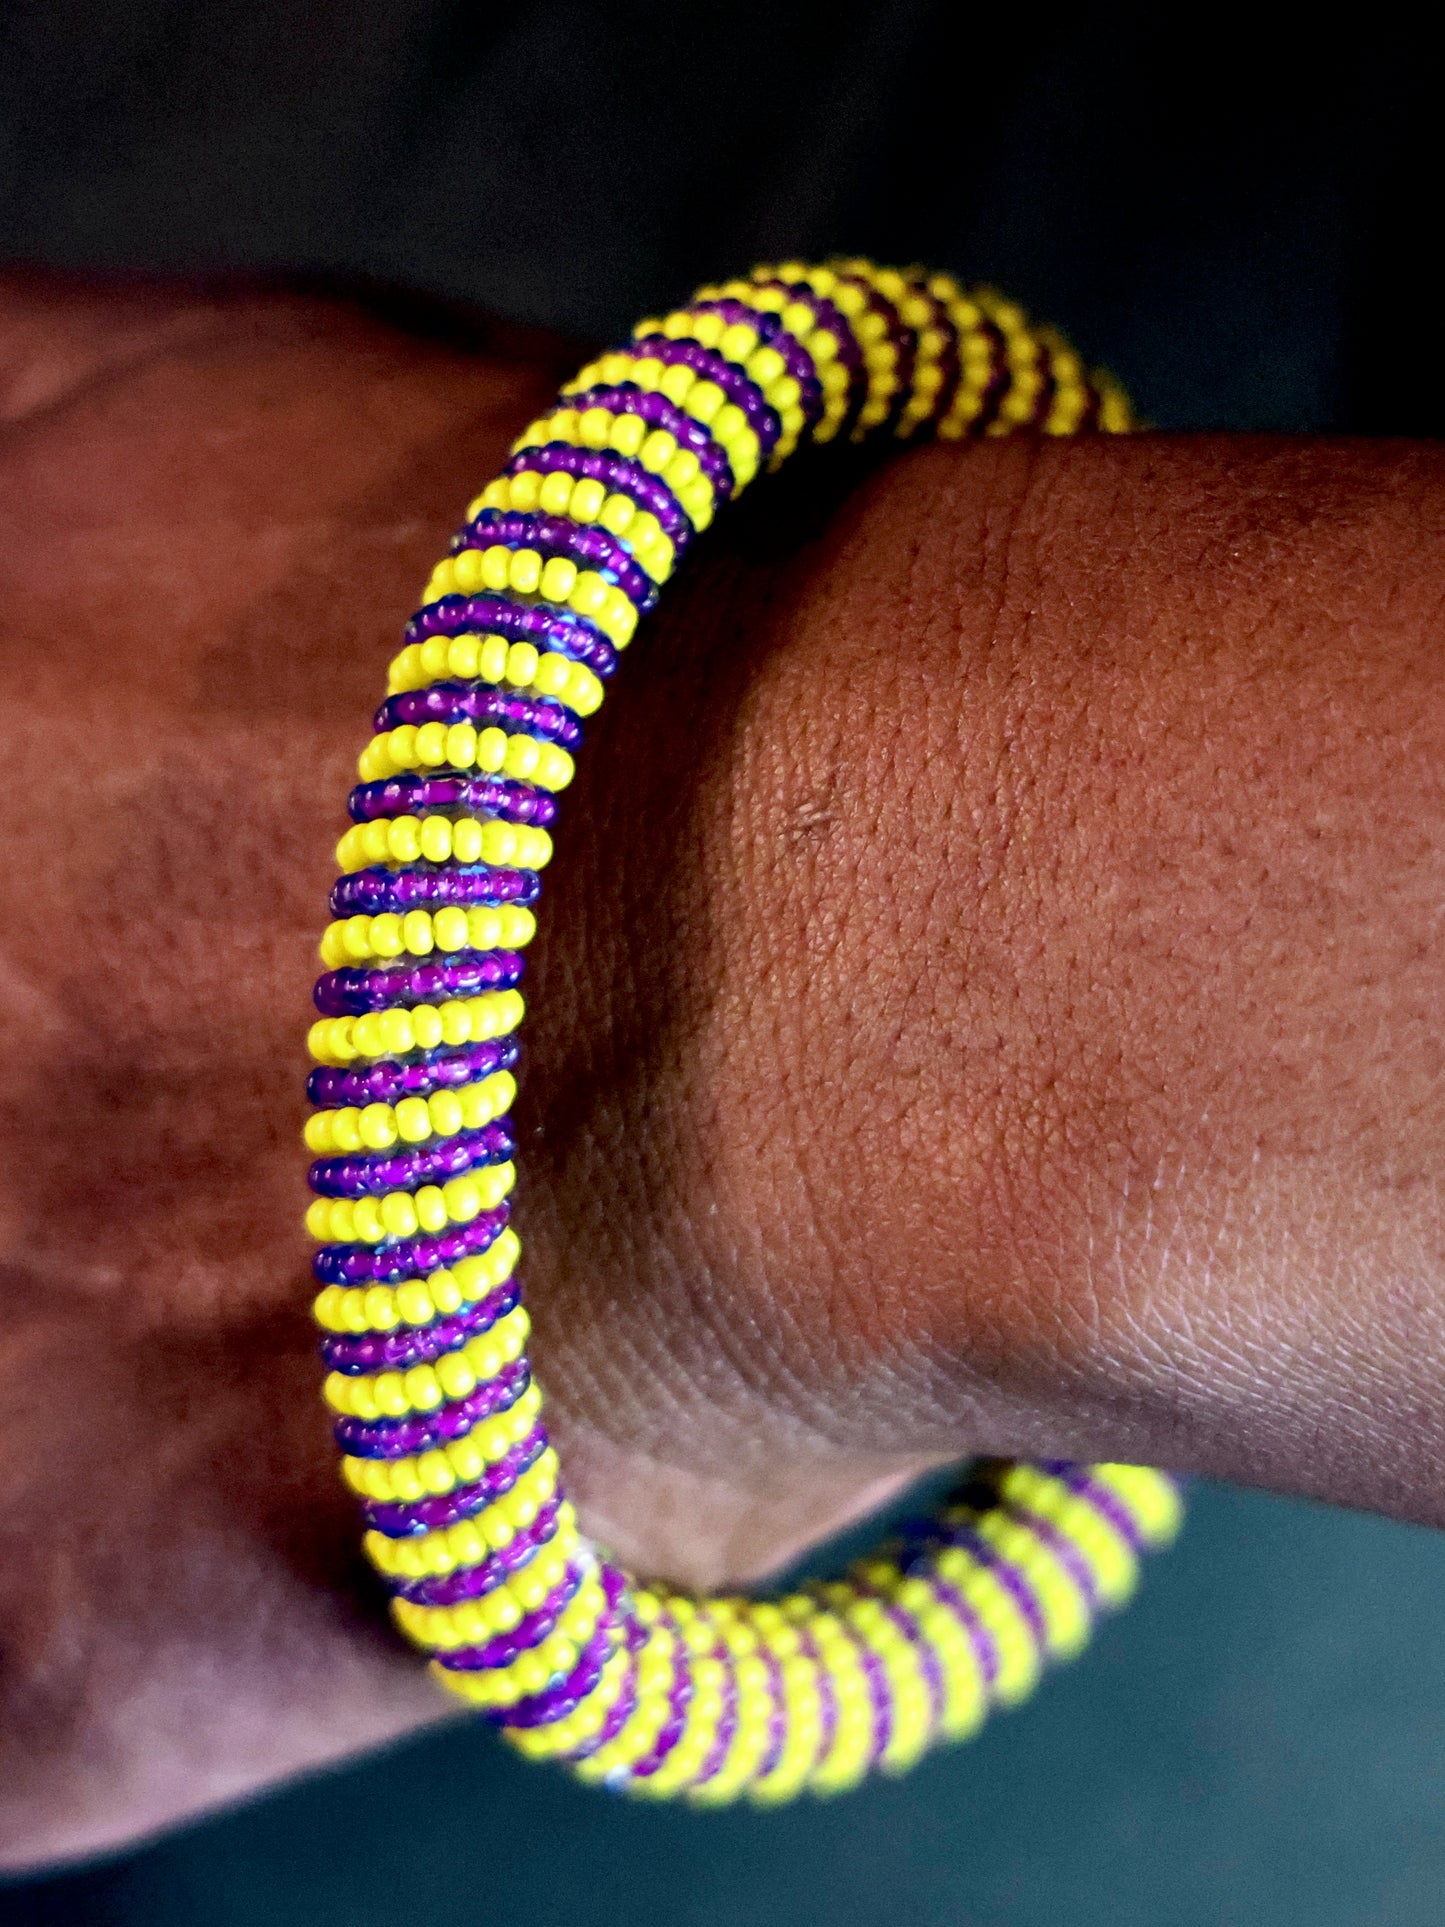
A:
6;1482;1445;1926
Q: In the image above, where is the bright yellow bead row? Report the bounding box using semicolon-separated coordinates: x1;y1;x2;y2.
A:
555;356;765;495
305;1159;514;1247
419;544;638;650
365;1478;576;1586
505;1640;639;1764
357;719;576;789
322;1302;531;1419
307;989;523;1069
831;257;956;441
385;631;606;713
464;470;678;584
510;405;722;525
757;262;905;440
312;1257;506;1341
566;1617;682;1777
305;1066;517;1155
318;902;536;970
342;1378;543;1503
693;277;857;446
314;1229;521;1338
625;304;811;460
335;813;552;875
425;1565;610;1699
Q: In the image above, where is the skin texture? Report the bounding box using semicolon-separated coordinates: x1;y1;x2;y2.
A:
2;272;1445;1865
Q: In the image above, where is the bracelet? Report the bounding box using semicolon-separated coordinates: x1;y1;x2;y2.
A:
305;256;1182;1803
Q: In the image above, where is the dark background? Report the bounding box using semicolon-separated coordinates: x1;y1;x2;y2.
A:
4;5;1445;1921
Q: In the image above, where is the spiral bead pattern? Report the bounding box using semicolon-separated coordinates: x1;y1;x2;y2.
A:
306;258;1181;1801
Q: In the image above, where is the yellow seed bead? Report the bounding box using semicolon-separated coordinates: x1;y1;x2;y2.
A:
412;1005;444;1049
532;652;570;696
448;634;481;677
415;1185;448;1232
469;908;502;950
395;1096;431;1143
404;1366;443;1411
370;913;404;957
418;816;451;862
539;556;577;603
400;910;432;956
570;477;606;522
452;818;483;864
362;1284;398;1330
446;722;477;768
505;642;539;686
607;412;646;457
416;722;449;766
436;1352;477;1400
452;548;484;592
351;1197;383;1243
477;727;507;771
433;906;470;952
569;573;609;619
537;470;573;515
444;1176;481;1221
480;547;510;590
395;1279;434;1325
380;1193;418;1238
378;1008;413;1054
427;1089;463;1136
357;1103;397;1149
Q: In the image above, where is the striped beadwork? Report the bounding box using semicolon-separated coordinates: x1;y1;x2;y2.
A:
305;258;1180;1802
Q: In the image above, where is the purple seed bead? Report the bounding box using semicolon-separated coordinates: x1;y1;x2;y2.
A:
311;1201;511;1285
328;863;539;918
1006;1502;1099;1608
375;682;586;741
939;1523;1049;1650
690;1673;740;1788
627;1646;695;1779
347;772;558;827
503;444;693;544
686;299;825;432
917;1569;1000;1690
456;510;657;614
313;950;524;1018
883;1601;945;1733
572;1653;641;1765
486;1625;614;1726
859;1644;892;1764
560;386;735;501
631;336;781;458
336;1360;532;1462
448;1568;585;1673
389;1499;562;1604
803;1625;839;1763
754;1647;789;1780
306;1036;518;1111
403;595;617;677
1044;1463;1151;1554
323;1278;518;1375
362;1426;549;1538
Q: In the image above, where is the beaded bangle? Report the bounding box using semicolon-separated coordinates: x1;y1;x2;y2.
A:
305;257;1182;1803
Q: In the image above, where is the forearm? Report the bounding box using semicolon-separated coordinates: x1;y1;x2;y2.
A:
537;431;1445;1522
4;279;1445;1860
